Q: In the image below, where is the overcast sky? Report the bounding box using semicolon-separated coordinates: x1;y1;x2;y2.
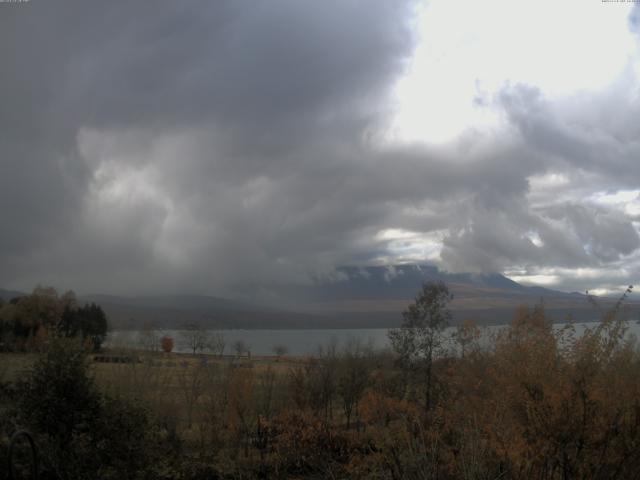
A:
1;0;640;297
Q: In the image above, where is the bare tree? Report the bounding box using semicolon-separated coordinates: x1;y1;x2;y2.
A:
207;331;226;357
200;362;231;452
176;360;207;428
303;342;338;422
228;368;255;458
452;319;481;358
272;344;288;360
233;340;248;358
257;366;277;420
138;323;160;353
388;281;452;413
338;338;372;429
180;324;210;355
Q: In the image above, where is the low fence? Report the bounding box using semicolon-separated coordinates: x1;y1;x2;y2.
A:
93;354;140;364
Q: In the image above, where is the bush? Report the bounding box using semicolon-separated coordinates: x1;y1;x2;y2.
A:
161;336;174;353
15;336;156;479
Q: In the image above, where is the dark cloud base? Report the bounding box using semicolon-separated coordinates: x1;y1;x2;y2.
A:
1;1;639;297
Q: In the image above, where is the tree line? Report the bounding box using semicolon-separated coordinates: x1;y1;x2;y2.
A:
0;286;108;352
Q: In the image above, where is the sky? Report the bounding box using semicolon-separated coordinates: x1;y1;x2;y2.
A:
1;0;640;297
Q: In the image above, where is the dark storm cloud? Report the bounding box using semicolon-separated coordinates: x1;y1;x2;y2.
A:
0;0;418;293
1;1;639;296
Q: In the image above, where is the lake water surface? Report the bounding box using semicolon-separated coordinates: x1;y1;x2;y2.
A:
106;321;640;356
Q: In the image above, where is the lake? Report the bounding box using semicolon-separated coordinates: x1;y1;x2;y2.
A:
106;320;640;356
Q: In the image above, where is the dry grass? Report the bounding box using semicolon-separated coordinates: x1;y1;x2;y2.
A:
0;353;38;383
87;350;302;436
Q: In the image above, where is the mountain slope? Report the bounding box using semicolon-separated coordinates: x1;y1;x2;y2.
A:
284;265;637;325
2;265;636;328
0;288;24;302
297;264;573;301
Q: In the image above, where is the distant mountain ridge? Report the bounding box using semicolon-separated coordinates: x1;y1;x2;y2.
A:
81;294;270;312
0;288;24;302
304;264;571;301
1;265;636;329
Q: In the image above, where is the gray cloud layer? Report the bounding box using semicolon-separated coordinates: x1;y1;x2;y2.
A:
1;1;639;296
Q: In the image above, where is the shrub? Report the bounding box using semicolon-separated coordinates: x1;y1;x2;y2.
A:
161;336;174;353
15;335;156;479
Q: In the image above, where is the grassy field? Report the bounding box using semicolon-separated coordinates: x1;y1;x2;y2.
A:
1;348;309;453
0;352;38;383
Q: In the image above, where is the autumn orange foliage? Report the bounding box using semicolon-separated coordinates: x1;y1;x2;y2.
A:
160;336;174;353
10;288;636;479
246;294;640;479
